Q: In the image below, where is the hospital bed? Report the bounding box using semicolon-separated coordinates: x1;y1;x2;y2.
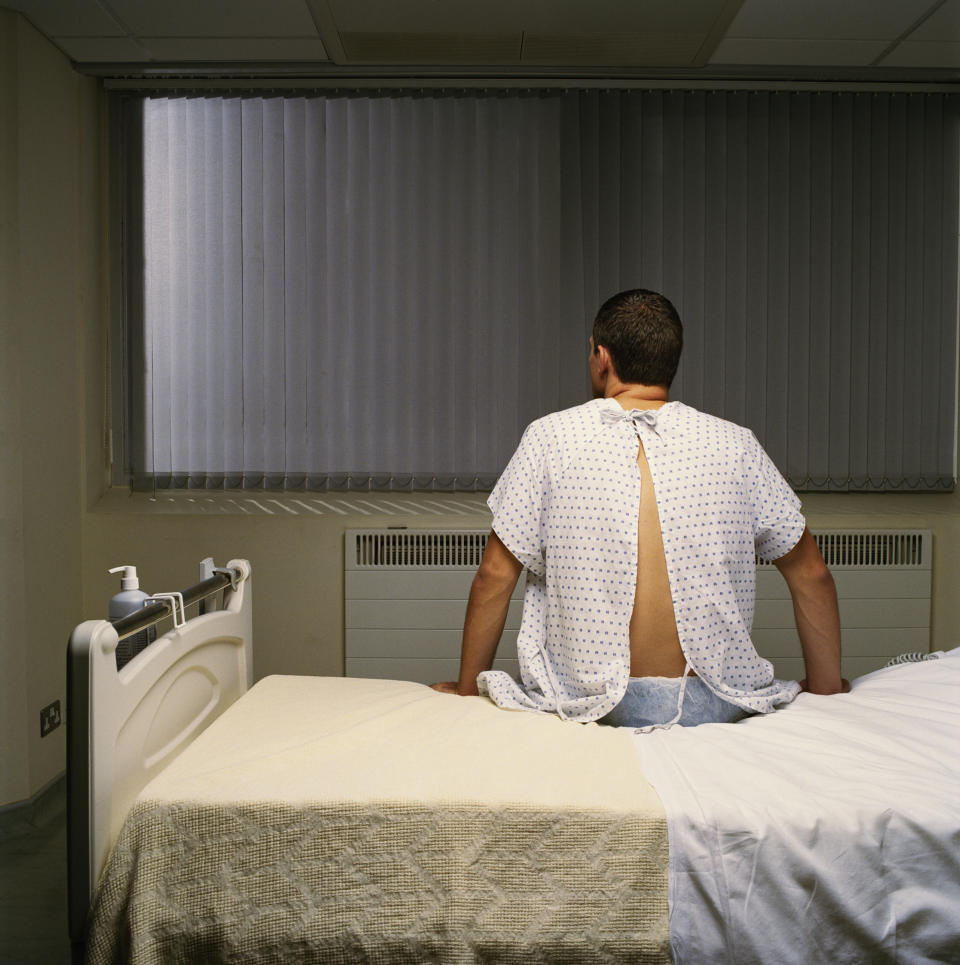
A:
67;559;960;964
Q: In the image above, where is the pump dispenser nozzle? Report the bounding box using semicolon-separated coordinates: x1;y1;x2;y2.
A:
108;565;140;591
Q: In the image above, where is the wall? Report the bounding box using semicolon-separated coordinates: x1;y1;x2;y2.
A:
82;493;494;680
0;7;29;807
0;9;102;805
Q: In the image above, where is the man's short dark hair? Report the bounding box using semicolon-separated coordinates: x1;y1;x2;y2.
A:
592;289;683;388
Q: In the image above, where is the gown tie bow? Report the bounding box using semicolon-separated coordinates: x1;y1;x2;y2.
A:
600;406;663;436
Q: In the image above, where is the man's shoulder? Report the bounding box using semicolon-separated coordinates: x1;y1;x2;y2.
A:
511;401;611;468
670;402;757;446
526;399;610;436
524;399;763;452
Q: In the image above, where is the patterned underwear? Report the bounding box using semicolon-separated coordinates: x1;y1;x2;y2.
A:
597;673;751;731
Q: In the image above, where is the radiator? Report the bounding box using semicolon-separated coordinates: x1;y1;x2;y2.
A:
345;528;932;685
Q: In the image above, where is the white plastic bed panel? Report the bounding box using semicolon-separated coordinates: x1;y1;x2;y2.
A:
67;559;252;942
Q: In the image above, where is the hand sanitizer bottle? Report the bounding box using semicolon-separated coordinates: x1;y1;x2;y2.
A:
108;565;156;668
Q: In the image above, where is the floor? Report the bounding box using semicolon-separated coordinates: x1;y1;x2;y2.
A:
0;777;72;965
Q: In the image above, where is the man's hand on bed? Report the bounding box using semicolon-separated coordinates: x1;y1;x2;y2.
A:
429;681;481;696
430;680;478;697
798;677;851;694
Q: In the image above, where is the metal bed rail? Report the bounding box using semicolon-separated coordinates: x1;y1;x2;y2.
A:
111;561;244;641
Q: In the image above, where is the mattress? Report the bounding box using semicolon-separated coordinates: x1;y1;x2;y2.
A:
86;675;670;964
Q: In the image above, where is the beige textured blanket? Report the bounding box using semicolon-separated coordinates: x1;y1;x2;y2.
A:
86;675;669;964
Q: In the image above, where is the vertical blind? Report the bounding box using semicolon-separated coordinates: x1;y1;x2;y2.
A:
132;93;586;490
125;89;959;492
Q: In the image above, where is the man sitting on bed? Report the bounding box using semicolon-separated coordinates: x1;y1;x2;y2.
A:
431;288;848;730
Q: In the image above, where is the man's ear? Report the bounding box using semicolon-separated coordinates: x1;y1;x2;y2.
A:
595;343;613;372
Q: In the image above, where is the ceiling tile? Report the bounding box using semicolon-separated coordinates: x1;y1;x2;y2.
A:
109;0;318;37
328;0;727;35
522;33;706;66
906;0;960;41
139;37;329;60
4;0;124;36
8;0;960;75
53;36;149;61
535;0;727;33
710;38;889;66
727;0;934;41
879;41;960;67
340;32;521;64
329;0;526;33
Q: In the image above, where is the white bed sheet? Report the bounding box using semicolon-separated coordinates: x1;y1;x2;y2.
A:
631;650;960;965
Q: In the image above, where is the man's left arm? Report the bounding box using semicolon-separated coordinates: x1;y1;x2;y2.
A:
430;530;523;696
773;527;849;695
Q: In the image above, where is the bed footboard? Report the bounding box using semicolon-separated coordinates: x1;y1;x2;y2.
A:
67;558;252;948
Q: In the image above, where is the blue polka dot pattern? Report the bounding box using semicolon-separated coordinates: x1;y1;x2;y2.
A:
477;397;805;721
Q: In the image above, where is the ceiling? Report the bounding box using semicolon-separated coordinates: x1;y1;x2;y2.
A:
5;0;960;81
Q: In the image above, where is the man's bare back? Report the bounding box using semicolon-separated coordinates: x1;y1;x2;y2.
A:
629;440;688;677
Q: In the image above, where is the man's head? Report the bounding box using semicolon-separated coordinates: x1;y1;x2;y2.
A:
590;289;683;393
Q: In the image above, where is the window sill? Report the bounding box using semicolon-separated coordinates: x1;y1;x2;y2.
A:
90;487;494;521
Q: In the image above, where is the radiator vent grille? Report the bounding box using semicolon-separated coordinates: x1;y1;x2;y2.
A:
757;530;928;568
353;530;488;568
346;527;932;684
352;529;928;570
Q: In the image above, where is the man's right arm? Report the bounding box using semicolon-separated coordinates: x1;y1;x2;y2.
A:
773;527;848;695
431;529;523;696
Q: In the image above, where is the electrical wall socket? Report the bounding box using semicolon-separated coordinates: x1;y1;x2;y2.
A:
40;700;61;737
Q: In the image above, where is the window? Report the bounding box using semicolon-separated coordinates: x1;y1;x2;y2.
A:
118;89;960;492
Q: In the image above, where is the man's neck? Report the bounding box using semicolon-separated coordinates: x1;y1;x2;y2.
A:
607;384;669;411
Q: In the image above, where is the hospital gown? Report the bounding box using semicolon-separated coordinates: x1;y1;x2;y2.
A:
478;397;806;722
